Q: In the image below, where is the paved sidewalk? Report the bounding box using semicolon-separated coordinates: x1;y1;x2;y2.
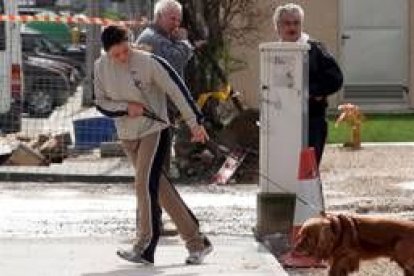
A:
0;236;287;276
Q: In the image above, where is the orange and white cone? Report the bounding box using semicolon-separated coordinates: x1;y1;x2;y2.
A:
281;147;326;268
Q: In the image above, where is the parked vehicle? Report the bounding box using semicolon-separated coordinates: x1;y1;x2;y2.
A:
21;25;85;62
18;6;50;16
23;55;76;117
26;55;81;87
21;25;85;76
0;0;23;134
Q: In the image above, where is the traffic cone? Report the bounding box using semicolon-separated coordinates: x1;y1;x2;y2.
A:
281;147;326;268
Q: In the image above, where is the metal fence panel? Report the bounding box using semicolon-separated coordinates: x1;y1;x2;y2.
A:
0;3;147;182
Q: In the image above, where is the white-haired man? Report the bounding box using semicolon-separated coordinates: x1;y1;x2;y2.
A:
274;3;343;166
134;0;198;238
136;0;195;77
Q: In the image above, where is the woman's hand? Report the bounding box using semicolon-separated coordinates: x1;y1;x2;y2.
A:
190;125;209;144
127;102;145;117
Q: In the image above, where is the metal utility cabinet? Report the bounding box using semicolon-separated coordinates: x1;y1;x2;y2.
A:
256;42;309;238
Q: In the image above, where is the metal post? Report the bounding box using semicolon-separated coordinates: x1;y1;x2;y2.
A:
82;0;101;107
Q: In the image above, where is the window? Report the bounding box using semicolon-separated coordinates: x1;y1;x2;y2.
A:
0;1;5;50
22;35;39;52
40;37;64;54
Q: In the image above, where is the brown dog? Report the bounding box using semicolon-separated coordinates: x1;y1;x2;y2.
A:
294;213;414;276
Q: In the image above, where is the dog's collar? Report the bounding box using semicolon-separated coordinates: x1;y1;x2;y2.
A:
349;216;360;246
332;214;360;252
330;216;345;252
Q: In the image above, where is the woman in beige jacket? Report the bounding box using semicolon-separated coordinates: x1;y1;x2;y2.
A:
94;25;212;265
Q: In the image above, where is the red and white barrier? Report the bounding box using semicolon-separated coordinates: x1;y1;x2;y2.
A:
281;147;326;268
0;14;147;27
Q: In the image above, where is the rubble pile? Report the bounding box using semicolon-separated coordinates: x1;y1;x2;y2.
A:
173;109;260;184
0;132;72;166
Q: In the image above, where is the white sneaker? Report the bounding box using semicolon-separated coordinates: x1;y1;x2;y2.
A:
185;236;213;265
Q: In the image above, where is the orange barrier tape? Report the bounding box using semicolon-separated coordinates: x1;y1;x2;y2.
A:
0;14;147;27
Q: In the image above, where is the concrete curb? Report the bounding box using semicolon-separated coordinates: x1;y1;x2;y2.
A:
0;171;134;183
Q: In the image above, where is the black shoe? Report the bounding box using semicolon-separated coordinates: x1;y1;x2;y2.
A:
116;248;154;265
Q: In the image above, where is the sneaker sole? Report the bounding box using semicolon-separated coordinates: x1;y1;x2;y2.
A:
116;250;154;265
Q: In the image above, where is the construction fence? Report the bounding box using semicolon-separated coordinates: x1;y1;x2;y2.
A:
0;2;259;184
0;4;150;182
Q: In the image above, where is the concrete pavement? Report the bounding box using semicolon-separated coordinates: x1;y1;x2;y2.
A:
0;182;288;275
0;236;287;276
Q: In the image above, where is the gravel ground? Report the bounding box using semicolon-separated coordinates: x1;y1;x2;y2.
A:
289;145;414;276
1;145;414;275
0;182;257;238
323;145;414;219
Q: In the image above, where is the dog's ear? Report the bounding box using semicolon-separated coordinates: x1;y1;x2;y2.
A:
293;230;305;251
294;223;319;255
315;221;337;259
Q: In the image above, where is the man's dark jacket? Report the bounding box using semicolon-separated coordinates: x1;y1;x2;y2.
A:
308;40;343;118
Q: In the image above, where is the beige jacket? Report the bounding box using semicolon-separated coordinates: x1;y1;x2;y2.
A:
94;49;203;140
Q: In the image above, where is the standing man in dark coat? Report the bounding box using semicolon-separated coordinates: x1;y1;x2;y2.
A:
273;3;344;165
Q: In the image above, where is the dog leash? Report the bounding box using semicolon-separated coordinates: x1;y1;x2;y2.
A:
95;70;323;212
142;107;168;124
141;110;323;213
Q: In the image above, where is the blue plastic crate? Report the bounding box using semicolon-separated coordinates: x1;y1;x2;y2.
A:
73;117;117;150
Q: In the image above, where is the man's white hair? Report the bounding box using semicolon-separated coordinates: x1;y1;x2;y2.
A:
154;0;182;21
273;3;304;27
